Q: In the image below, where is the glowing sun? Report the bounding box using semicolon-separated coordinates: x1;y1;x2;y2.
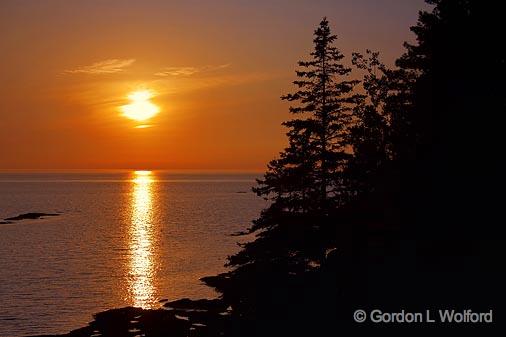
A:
121;90;160;122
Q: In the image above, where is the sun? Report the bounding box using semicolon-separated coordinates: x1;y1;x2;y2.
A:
121;90;160;122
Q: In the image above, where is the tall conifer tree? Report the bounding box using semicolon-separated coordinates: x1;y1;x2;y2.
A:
203;19;363;314
258;17;362;214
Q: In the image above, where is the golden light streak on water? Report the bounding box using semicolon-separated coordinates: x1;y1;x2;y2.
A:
128;170;156;308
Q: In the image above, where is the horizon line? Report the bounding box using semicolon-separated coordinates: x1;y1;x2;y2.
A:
0;168;266;174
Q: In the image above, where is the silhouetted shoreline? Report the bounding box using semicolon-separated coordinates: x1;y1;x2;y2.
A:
31;299;229;337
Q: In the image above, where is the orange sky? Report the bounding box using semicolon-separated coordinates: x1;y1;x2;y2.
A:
0;0;427;170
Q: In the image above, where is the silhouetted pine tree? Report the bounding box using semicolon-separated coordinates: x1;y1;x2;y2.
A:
279;17;362;210
203;18;364;336
231;18;363;271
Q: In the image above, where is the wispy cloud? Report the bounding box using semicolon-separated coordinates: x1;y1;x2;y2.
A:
64;58;136;74
154;63;230;77
151;71;281;96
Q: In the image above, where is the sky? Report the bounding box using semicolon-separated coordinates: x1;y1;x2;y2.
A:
0;0;428;171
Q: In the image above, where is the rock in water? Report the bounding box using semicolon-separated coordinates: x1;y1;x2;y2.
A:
4;212;60;221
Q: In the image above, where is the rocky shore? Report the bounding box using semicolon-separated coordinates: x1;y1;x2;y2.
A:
31;299;230;337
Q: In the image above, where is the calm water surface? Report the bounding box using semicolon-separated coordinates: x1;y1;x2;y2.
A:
0;171;265;336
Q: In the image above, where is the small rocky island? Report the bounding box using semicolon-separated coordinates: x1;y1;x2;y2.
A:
1;212;60;224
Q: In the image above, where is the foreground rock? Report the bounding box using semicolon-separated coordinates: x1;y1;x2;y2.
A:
164;298;227;312
31;299;230;337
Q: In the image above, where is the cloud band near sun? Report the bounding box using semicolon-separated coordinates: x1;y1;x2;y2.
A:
64;58;136;74
154;64;230;77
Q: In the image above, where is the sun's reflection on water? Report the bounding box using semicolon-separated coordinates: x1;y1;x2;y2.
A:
128;170;156;308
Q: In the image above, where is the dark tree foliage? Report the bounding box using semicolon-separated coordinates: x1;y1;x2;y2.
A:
356;0;506;315
393;0;505;254
202;1;506;335
348;50;391;194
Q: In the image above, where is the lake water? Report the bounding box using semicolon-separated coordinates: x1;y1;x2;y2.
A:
0;171;265;337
